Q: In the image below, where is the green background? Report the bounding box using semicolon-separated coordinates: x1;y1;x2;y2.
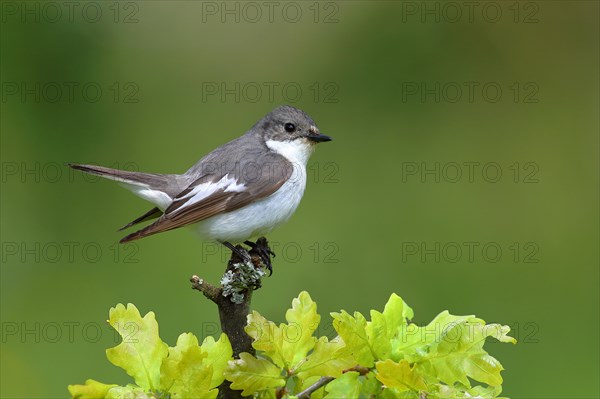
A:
1;1;598;398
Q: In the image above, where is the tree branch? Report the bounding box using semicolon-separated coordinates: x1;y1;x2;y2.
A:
191;242;268;399
296;377;334;399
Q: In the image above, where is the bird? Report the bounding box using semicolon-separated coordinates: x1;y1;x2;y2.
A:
68;105;332;272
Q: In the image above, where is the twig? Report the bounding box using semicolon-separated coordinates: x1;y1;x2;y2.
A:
296;377;334;399
296;366;369;399
190;275;220;303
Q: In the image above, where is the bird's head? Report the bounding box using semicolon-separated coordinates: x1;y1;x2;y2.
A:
258;105;332;146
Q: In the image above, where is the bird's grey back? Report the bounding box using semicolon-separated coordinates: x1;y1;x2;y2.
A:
183;130;266;178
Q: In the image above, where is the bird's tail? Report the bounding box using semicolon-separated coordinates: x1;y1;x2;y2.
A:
68;162;186;222
68;163;167;188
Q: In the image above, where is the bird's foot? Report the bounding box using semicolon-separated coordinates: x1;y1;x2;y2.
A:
245;237;275;275
222;241;252;264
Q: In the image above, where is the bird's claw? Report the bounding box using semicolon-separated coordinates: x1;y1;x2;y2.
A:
245;237;275;275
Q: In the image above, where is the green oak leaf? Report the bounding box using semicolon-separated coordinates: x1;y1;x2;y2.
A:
246;310;286;368
160;332;216;399
284;291;321;366
323;372;361;399
366;310;392;359
321;371;384;399
334;294;414;366
224;352;286;396
331;310;375;367
485;323;518;344
322;371;382;399
104;385;155;399
359;371;383;398
375;359;426;392
467;384;504;398
382;294;414;337
246;291;320;370
201;333;234;388
429;383;503;399
106;304;169;391
295;336;355;379
68;379;117;399
396;311;516;388
425;317;512;386
379;387;421;399
391;312;474;362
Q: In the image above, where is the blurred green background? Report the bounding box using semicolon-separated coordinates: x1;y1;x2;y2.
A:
1;1;598;398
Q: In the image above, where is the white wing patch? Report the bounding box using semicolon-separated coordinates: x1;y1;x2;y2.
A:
178;174;246;208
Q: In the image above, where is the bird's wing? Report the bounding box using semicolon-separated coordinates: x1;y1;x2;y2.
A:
119;155;293;243
119;207;163;231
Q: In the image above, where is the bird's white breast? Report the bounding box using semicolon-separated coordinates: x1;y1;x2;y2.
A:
195;139;312;242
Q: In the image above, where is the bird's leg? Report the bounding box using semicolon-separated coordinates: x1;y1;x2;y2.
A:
221;241;252;264
244;237;275;275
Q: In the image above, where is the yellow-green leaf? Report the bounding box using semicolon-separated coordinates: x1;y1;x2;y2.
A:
463;353;504;386
399;311;515;388
160;333;216;399
382;294;413;337
246;292;320;370
201;333;234;388
375;359;426;392
366;310;391;359
106;304;168;391
104;386;153;399
283;291;320;366
224;353;286;396
295;336;355;379
331;310;375;367
323;372;361;399
68;379;117;399
246;311;287;368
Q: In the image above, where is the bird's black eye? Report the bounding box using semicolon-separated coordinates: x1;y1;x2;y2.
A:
284;123;296;133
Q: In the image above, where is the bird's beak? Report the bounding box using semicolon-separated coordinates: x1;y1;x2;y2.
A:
308;133;333;143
